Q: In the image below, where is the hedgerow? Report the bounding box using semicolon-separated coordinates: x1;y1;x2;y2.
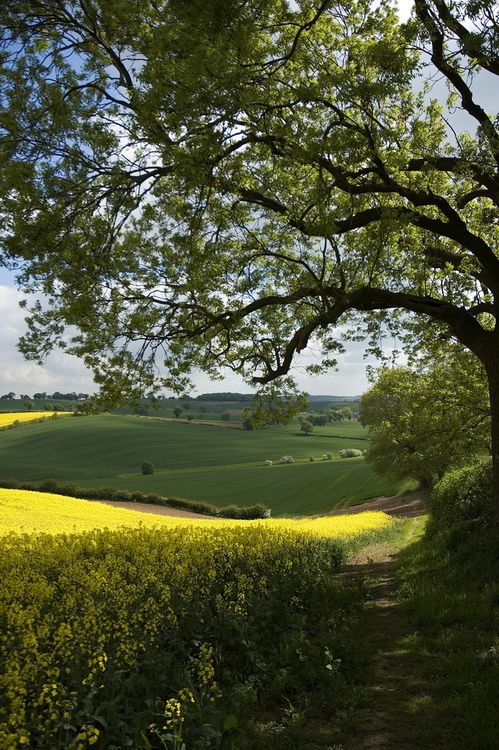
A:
0;478;269;519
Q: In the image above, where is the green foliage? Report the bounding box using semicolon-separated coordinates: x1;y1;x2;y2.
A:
360;351;490;486
429;458;494;527
217;503;270;520
0;0;497;436
141;461;155;475
397;517;499;748
299;418;314;435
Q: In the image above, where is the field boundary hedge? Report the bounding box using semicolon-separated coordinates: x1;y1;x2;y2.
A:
0;478;270;519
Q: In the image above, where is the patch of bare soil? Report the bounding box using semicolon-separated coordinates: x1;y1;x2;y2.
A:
102;490;428;521
327;489;429;519
100;500;220;519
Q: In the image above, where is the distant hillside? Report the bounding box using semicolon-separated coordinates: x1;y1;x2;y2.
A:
195;392;360;403
308;395;361;402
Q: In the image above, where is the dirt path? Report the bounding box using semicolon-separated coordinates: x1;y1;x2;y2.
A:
340;518;431;750
99;500;220;519
327;489;428;519
101;490;427;520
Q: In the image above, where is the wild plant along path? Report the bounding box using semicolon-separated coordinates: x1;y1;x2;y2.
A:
341;519;431;750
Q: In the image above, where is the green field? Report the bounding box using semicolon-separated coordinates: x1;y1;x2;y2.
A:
0;414;400;515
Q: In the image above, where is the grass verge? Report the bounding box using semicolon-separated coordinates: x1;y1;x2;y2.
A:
392;518;499;749
338;513;499;750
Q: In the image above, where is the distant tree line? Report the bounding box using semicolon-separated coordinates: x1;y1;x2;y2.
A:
194;393;254;402
300;407;354;428
0;392;90;401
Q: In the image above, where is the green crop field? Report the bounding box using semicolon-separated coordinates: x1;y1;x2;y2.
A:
0;414;400;515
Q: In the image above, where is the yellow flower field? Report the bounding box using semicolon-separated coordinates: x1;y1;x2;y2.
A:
0;411;72;428
0;486;400;748
0;486;396;539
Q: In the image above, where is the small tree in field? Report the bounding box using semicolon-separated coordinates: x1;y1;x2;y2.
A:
299;419;314;436
141;461;155;476
173;407;182;418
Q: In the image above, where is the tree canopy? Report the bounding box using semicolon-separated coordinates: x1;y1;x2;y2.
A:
360;349;491;486
1;0;498;499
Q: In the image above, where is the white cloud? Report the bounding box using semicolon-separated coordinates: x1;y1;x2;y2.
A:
0;285;97;396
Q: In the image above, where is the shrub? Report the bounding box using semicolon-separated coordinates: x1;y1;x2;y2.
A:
430;458;494;526
309;455;315;462
299;419;314;435
141;461;155;475
217;503;270;519
279;455;294;464
339;449;363;458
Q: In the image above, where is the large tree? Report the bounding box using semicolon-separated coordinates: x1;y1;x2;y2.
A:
1;0;498;506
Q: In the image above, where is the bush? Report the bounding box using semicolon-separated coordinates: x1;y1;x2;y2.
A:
339;449;363;458
217;503;270;519
309;455;315;462
430;458;494;526
141;461;155;475
299;419;314;435
279;455;294;464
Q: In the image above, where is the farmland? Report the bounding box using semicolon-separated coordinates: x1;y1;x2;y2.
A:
0;414;401;515
0;486;400;749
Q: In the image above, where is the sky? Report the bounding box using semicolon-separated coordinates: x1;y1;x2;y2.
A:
0;0;492;398
0;277;384;396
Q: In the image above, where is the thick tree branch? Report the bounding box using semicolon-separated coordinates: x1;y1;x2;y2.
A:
414;0;499;167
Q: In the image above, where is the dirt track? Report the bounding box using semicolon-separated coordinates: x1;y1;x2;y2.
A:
100;500;220;519
102;491;427;520
326;490;428;519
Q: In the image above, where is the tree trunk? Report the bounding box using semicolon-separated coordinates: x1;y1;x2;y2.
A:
484;355;499;521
